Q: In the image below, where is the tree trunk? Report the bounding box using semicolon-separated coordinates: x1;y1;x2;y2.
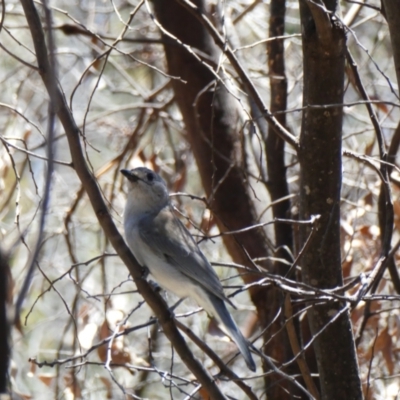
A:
298;0;363;398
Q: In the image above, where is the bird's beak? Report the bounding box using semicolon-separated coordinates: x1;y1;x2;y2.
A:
120;169;140;182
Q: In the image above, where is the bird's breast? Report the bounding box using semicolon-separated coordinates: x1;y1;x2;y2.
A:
124;222;195;299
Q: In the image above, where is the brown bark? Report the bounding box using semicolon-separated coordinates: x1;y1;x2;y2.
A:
264;1;304;398
298;0;362;398
266;0;292;255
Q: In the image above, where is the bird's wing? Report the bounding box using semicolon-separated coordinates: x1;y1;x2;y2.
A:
138;205;228;303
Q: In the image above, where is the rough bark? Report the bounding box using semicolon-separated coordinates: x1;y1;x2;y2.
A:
298;0;363;398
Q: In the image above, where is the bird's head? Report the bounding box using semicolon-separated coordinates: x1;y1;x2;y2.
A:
121;167;169;216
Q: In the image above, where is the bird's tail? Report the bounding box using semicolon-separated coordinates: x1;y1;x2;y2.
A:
208;295;256;371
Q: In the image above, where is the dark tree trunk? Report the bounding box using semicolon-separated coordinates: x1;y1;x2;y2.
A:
298;0;363;398
266;0;292;256
264;1;303;397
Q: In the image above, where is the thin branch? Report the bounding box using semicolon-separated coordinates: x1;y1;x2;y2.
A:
14;0;57;324
0;42;39;70
0;0;4;35
232;0;262;24
232;33;301;53
345;50;398;294
0;137;72;167
343;0;380;11
284;294;320;400
55;23;164;44
202;217;317;240
272;100;400;115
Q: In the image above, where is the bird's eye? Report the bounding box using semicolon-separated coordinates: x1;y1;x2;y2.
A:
147;172;154;182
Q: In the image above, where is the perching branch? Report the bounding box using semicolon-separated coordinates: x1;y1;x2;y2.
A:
19;1;228;398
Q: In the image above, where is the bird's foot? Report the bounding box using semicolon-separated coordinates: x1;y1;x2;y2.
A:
141;265;150;279
148;279;162;293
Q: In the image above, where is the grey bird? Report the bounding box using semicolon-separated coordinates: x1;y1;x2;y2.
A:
121;167;256;371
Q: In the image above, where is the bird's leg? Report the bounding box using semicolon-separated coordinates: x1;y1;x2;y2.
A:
141;265;161;292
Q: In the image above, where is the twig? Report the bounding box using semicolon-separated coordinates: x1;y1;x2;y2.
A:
0;137;72;167
284;294;320;400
